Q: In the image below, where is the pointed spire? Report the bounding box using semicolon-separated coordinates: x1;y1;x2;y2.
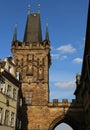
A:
13;24;17;42
45;19;49;41
38;4;40;13
23;13;42;43
28;4;30;15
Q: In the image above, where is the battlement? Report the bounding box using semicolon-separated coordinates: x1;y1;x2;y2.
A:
11;40;50;51
48;99;83;108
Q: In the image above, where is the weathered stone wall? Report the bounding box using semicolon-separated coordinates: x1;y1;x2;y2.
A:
20;102;84;130
11;41;85;130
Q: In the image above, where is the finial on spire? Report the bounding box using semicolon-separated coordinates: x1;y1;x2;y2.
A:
13;23;17;42
38;4;40;13
28;4;30;14
46;18;48;27
45;19;49;41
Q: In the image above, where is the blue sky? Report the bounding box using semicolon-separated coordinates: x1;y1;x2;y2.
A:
0;0;89;129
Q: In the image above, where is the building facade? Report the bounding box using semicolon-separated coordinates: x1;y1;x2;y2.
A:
0;60;20;130
74;1;90;130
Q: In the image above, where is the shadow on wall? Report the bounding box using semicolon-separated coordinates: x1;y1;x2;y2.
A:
48;99;85;130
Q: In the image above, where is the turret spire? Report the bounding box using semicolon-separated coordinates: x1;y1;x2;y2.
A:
28;4;30;15
45;19;49;41
13;24;17;42
38;4;40;13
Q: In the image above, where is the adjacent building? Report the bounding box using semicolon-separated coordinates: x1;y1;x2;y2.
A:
0;60;20;130
74;1;90;130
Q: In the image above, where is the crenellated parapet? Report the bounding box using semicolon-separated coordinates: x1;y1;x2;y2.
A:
48;99;83;108
11;40;50;51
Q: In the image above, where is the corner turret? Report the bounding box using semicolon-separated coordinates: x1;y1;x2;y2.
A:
45;19;49;41
12;24;17;42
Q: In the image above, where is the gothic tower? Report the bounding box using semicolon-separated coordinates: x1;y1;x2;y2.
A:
10;3;88;130
11;6;51;130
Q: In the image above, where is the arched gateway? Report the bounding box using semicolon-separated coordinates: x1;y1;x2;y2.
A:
11;2;90;130
47;101;84;130
49;115;80;130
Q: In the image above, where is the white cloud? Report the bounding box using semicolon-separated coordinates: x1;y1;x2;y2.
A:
60;55;67;60
57;44;76;53
51;54;60;59
73;58;82;63
51;54;68;60
55;81;75;89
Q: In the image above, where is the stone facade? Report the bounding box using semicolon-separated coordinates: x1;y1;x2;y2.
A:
11;40;51;107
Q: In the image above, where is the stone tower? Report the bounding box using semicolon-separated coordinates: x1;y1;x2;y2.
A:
11;9;51;129
10;3;89;130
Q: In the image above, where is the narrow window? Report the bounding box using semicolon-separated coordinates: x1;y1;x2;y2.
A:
25;93;32;105
16;118;21;129
13;88;17;100
19;120;22;129
0;108;3;124
19;98;22;107
4;110;9;125
11;112;15;127
7;85;11;96
0;77;5;93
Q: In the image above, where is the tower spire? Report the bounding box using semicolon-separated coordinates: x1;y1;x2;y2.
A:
13;24;17;42
28;4;30;14
38;4;40;13
23;12;42;43
45;19;49;41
